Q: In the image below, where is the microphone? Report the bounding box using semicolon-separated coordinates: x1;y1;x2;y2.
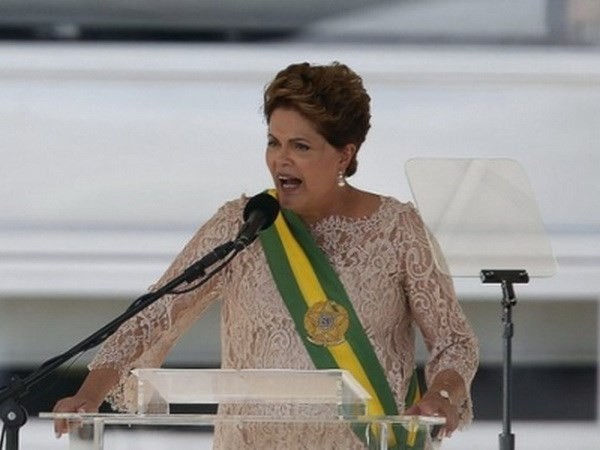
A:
235;193;280;248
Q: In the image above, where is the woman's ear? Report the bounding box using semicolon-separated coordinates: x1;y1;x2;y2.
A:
339;143;357;172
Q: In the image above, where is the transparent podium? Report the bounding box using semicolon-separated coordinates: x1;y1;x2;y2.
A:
43;369;445;450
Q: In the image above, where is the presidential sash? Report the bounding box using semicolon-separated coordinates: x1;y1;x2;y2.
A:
258;191;423;448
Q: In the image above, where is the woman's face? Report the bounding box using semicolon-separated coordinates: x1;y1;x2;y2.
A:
265;108;352;222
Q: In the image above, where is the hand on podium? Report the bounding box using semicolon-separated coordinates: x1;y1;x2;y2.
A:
52;394;99;438
405;369;465;439
52;367;118;438
405;394;458;439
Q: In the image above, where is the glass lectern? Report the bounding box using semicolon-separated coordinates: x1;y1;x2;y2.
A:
43;369;445;450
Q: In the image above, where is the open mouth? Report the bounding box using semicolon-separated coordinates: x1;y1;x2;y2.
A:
278;175;302;190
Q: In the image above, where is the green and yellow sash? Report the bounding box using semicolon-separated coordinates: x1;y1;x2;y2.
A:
258;190;423;449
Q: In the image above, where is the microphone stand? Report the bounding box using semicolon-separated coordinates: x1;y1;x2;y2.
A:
0;240;239;450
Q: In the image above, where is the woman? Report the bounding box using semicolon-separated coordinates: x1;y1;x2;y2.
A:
54;62;478;448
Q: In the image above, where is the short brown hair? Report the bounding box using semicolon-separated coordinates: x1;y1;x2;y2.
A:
263;62;371;177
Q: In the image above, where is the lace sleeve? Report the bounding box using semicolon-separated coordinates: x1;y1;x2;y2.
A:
399;206;479;427
88;197;245;412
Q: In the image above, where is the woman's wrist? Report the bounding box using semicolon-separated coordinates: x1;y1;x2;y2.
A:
427;369;467;408
76;367;120;408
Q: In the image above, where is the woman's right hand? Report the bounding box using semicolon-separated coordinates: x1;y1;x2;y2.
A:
52;395;100;438
52;367;120;438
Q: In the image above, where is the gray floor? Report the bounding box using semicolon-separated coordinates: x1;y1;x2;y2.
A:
16;418;600;450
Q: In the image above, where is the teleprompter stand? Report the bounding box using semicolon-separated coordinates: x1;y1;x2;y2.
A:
405;158;557;450
481;269;530;450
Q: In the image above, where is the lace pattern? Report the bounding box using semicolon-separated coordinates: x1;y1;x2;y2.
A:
89;194;479;446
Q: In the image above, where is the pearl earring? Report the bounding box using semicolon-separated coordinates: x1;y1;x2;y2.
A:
337;170;346;187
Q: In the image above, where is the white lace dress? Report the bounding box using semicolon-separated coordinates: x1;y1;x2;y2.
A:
89;195;479;449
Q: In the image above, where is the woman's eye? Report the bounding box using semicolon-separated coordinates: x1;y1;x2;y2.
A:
295;143;310;151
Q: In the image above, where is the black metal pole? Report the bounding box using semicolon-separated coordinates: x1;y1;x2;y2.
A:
5;427;19;450
500;280;516;450
480;269;529;450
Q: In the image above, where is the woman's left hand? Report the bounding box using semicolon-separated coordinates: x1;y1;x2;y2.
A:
404;391;459;437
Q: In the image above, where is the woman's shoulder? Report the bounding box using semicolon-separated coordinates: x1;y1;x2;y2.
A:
218;194;248;214
374;195;430;236
218;192;274;217
196;194;250;234
348;189;413;220
377;194;418;218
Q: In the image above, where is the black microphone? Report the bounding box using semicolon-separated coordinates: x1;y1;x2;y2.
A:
235;193;280;248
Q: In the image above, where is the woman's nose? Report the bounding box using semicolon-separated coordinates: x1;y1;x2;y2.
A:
274;145;293;164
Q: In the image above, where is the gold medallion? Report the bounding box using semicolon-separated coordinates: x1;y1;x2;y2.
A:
304;300;349;346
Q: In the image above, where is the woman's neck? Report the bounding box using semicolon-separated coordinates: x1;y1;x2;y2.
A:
296;186;379;226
